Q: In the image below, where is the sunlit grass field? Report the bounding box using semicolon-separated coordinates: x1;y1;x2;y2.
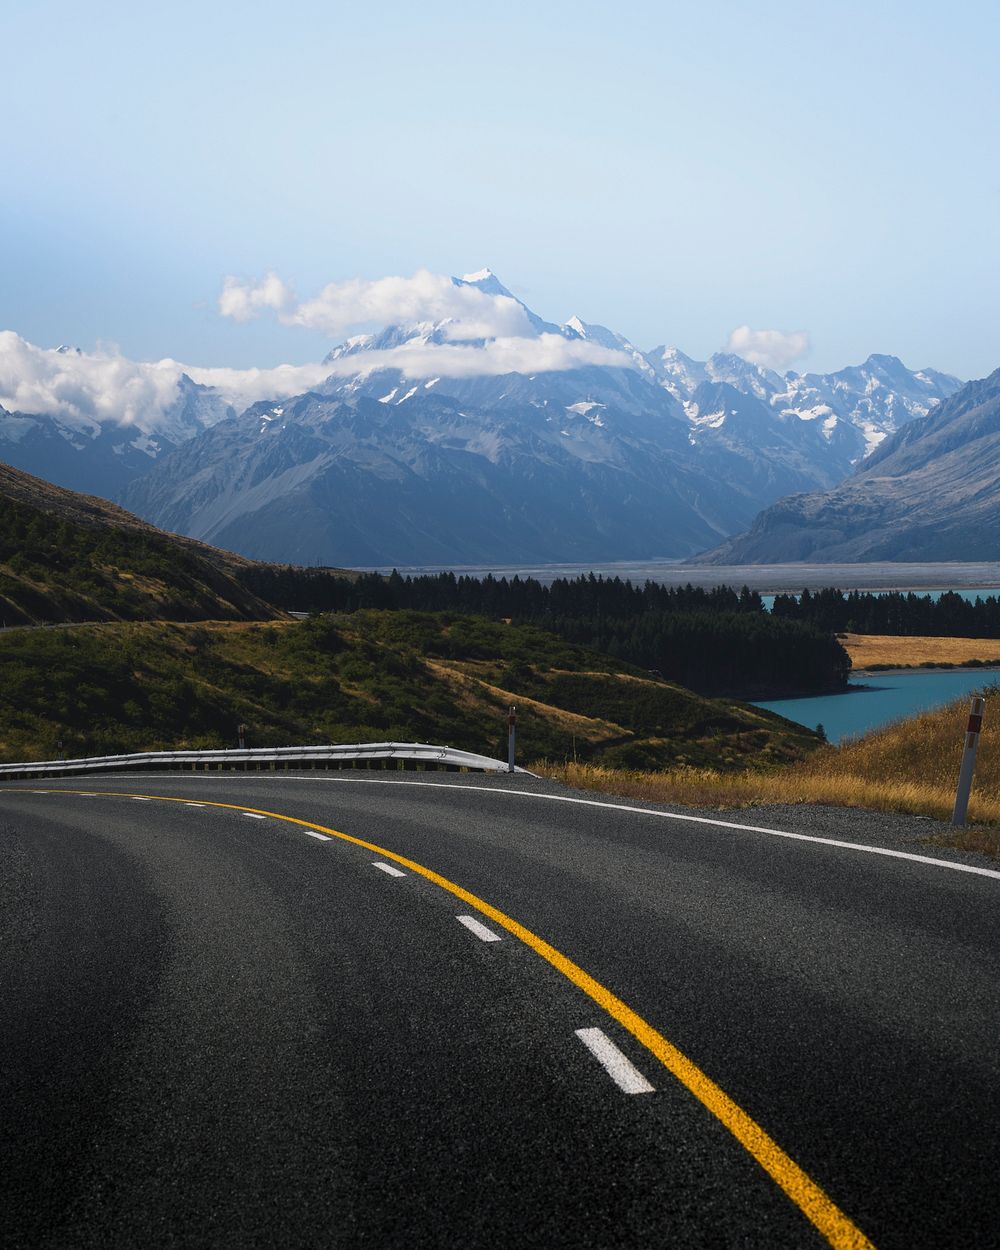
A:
537;684;1000;857
844;633;1000;669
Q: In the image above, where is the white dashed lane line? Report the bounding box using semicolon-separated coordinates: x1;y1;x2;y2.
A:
575;1028;655;1094
457;915;502;942
241;812;267;819
303;830;332;841
373;862;406;877
183;802;206;807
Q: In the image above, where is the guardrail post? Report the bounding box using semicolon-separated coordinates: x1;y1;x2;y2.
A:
951;695;985;827
507;705;517;774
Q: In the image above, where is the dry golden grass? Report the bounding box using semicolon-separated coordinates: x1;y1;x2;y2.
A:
844;633;1000;669
535;686;1000;856
424;660;626;742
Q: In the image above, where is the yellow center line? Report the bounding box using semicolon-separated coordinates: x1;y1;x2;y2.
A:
17;788;876;1249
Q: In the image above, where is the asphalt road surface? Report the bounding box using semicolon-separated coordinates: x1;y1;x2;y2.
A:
2;770;998;1249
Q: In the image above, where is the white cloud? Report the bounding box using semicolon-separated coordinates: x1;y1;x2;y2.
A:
0;332;182;432
221;267;532;340
181;361;334;410
0;330;634;435
319;334;630;379
218;271;290;322
0;332;331;432
726;325;810;371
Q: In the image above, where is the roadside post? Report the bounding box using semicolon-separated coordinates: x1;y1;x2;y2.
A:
507;706;517;774
951;695;985;827
238;723;247;750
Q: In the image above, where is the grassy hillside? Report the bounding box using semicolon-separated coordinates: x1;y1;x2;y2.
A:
0;611;819;768
0;461;284;623
540;686;1000;854
239;567;851;698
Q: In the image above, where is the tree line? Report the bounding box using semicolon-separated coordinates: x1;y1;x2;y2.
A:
240;568;849;697
772;588;1000;637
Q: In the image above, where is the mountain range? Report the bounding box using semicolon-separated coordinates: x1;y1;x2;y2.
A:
701;368;1000;563
0;271;964;565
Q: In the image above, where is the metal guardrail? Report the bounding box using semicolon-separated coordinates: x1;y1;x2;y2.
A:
0;742;535;781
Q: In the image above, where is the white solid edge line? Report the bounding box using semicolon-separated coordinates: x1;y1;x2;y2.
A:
304;830;332;841
457;914;502;942
373;861;406;877
575;1027;655;1094
270;775;1000;883
24;773;1000;883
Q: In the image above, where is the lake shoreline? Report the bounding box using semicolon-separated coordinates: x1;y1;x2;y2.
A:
852;664;1000;680
751;667;1000;744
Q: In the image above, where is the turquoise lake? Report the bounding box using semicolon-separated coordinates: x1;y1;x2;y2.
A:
754;670;999;744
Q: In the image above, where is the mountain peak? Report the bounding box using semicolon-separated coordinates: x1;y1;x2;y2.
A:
453;267;517;301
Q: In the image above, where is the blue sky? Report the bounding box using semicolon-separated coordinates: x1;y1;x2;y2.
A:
3;0;999;377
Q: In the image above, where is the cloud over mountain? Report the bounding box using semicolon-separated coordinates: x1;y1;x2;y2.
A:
726;325;810;370
0;332;331;430
320;334;630;378
219;268;534;341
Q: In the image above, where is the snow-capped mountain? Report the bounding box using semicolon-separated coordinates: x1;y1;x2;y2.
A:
323;269;573;364
1;271;965;563
0;371;235;499
641;345;960;466
122;384;737;565
773;355;961;458
700;369;1000;563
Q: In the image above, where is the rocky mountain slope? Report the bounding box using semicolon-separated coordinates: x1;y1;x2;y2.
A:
700;369;1000;563
122;385;736;564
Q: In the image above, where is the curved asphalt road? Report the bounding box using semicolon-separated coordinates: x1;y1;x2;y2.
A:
1;770;998;1249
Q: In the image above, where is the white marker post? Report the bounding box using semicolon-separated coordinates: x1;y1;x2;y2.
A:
951;695;985;827
507;705;517;774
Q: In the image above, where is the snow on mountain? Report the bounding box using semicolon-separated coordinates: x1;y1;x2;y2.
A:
0;271;966;563
701;369;1000;564
644;346;708;403
562;316;659;381
774;354;961;452
457;267;513;296
643;342;961;468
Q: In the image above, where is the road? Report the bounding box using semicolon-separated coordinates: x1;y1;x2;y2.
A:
1;771;998;1249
